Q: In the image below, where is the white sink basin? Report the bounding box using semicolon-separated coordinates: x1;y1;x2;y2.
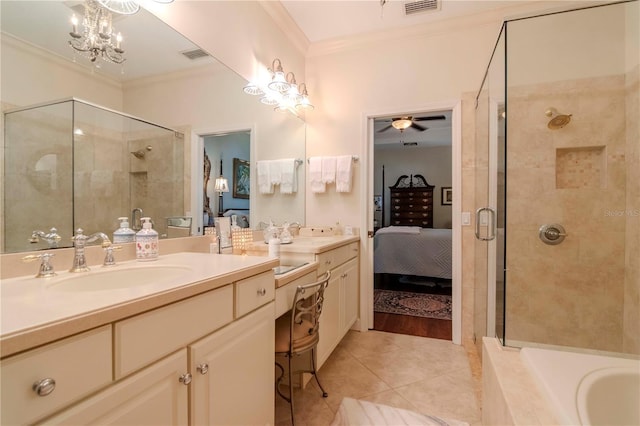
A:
47;265;192;292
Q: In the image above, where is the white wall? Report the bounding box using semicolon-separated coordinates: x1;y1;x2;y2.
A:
303;18;500;228
0;35;123;110
139;0;306;88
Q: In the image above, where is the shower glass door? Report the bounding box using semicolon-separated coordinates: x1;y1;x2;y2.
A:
474;25;506;348
502;1;639;354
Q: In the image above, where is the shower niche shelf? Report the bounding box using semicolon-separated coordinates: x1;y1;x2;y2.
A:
555;146;606;189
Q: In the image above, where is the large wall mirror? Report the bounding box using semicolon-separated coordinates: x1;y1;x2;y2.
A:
1;1;306;254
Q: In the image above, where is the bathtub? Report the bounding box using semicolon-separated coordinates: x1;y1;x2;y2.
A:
520;347;640;425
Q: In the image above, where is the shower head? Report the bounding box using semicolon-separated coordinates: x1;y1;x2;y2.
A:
545;108;572;130
130;145;152;159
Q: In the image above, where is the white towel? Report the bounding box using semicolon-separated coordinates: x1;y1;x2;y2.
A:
322;156;336;184
257;161;273;194
309;156;326;193
279;158;297;194
269;159;283;185
336;155;353;193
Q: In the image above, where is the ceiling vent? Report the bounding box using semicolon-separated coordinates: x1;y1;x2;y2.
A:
180;48;210;60
404;0;440;16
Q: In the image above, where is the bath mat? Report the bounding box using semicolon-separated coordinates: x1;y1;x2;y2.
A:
330;397;469;426
374;289;452;320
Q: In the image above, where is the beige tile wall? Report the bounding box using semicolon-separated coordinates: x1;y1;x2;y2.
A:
623;66;640;354
505;74;629;352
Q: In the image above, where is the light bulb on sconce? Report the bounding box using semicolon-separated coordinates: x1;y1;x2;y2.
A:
242;58;313;115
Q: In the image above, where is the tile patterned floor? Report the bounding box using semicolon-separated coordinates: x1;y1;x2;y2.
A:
275;330;482;426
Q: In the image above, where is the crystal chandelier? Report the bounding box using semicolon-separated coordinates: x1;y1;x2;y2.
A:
69;0;125;64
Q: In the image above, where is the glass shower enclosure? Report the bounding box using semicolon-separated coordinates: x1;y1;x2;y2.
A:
3;98;185;253
475;0;639;355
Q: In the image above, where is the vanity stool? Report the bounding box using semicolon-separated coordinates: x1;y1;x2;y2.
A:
274;271;331;425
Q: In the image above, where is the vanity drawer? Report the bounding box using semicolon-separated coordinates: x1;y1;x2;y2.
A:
0;325;112;425
316;242;359;275
114;285;233;379
235;271;275;318
275;270;317;318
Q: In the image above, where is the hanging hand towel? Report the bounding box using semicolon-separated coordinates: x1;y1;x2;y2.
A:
257;160;274;194
269;159;283;185
279;158;298;194
321;156;337;184
309;156;326;193
336;155;353;193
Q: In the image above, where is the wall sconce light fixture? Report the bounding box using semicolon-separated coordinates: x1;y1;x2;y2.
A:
243;58;313;114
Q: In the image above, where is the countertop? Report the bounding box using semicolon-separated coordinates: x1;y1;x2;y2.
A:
246;235;359;255
274;261;319;288
0;252;278;358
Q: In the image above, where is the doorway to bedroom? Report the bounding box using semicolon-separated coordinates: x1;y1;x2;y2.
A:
372;110;453;340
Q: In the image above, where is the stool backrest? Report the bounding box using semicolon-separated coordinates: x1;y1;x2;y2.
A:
288;271;331;354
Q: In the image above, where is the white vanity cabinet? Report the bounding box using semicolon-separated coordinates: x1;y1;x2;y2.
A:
0;325;112;425
190;302;275;425
41;349;189;425
2;267;276;426
316;242;359;367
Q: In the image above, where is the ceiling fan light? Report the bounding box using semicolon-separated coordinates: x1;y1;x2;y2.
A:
392;119;412;130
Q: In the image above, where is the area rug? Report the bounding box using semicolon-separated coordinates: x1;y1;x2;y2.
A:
374;289;452;320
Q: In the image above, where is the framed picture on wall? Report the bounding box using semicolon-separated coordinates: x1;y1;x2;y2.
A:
441;187;452;205
233;158;250;199
373;195;382;211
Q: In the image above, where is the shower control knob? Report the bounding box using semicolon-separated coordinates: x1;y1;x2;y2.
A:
539;224;567;245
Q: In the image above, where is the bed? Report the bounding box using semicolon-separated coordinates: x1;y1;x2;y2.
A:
374;226;452;279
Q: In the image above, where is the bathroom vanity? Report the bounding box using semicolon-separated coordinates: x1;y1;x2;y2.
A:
0;251;278;425
248;234;360;367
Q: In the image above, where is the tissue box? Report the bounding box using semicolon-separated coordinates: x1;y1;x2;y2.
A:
299;227;335;237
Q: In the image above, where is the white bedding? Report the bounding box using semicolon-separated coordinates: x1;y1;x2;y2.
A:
374;227;452;279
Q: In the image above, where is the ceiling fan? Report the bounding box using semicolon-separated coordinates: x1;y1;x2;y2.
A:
377;115;446;133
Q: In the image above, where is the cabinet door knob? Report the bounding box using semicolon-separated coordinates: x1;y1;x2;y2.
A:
179;373;192;385
257;288;267;296
197;363;209;375
32;378;56;397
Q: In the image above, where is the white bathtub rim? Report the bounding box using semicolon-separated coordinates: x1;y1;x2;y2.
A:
520;346;640;426
576;366;640;426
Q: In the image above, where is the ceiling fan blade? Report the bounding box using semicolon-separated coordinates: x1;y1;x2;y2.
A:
414;115;446;121
411;122;428;131
377;124;393;133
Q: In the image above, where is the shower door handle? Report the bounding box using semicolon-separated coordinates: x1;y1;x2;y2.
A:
475;207;496;241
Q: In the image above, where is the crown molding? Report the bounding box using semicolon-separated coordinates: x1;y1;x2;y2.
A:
258;1;310;56
306;1;590;58
1;32;122;89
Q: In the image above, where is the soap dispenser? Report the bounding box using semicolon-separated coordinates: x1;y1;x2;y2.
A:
113;217;136;244
136;217;158;261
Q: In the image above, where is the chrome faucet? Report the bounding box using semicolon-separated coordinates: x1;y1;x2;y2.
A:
29;227;62;248
22;252;56;278
131;208;143;231
70;228;111;273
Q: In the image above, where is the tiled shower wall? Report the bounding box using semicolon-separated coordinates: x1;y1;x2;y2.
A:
505;73;630;352
624;66;639;354
3;106;184;252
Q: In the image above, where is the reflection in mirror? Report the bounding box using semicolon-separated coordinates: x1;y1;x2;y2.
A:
3;98;183;253
1;0;306;254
